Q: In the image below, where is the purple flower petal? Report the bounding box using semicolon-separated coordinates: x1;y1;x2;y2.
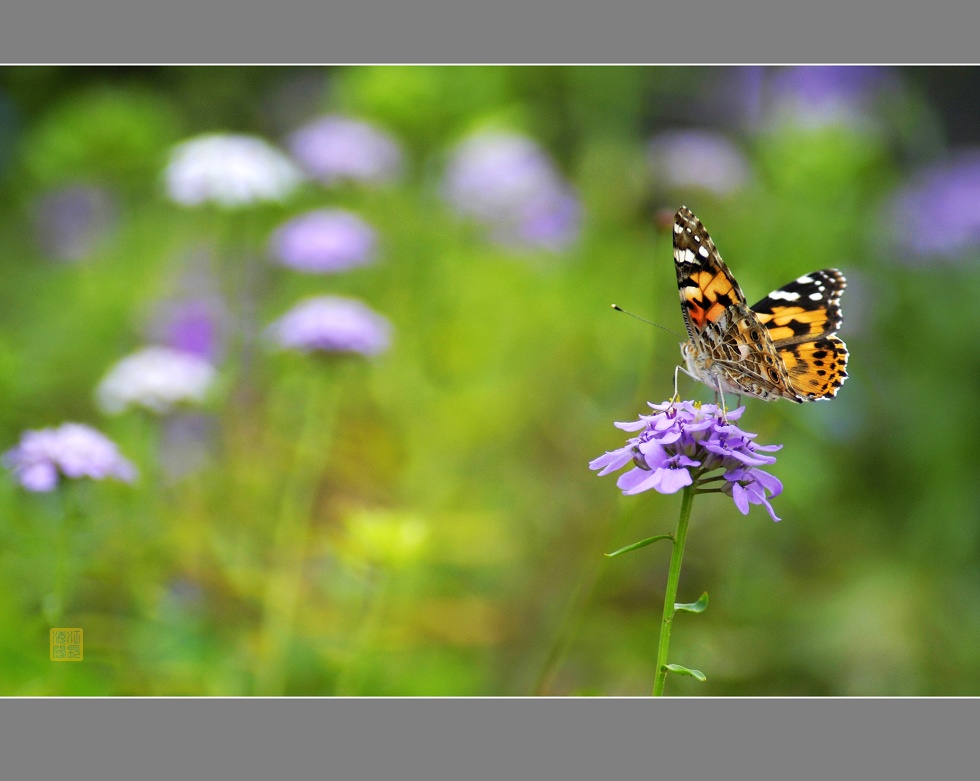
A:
589;447;633;476
730;482;750;515
636;440;668;467
614;419;649;432
617;467;659;493
651;466;694;494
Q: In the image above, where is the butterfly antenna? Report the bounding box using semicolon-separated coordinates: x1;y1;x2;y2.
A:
611;304;683;339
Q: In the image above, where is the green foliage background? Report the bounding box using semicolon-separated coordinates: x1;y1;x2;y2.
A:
0;66;976;696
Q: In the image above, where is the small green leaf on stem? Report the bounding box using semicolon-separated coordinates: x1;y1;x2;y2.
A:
674;592;709;614
664;664;706;682
604;534;673;558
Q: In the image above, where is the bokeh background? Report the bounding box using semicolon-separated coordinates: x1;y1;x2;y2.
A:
0;66;977;696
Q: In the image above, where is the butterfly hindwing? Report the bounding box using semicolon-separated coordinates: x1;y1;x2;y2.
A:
776;336;849;400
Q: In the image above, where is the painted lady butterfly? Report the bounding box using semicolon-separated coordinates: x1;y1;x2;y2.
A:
673;205;848;406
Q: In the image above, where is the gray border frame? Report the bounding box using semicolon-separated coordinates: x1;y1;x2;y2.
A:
2;0;979;775
2;1;980;62
2;698;975;779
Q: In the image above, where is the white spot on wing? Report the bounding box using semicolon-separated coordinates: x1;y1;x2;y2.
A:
796;274;814;284
809;292;823;301
768;290;800;301
698;245;709;258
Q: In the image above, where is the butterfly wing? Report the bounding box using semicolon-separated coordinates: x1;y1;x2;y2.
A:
750;269;849;400
673;206;747;343
774;336;849;400
750;269;846;344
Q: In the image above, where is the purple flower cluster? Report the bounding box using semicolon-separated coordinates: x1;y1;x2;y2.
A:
269;209;377;274
3;423;137;492
889;150;980;262
589;401;783;521
266;296;391;356
442;131;581;251
287;114;403;186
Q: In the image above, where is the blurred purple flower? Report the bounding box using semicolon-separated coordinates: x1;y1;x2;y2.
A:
150;297;225;362
287;114;403;186
32;184;117;262
266;296;391;356
164;133;303;208
3;423;137;492
269;209;377;274
766;66;896;128
442;131;581;251
889;151;980;262
162;576;206;616
589;400;783;521
647;130;751;196
96;347;218;415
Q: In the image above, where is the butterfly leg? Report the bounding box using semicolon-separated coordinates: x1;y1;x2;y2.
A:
669;364;700;415
664;365;681;416
671;364;683;403
713;377;730;423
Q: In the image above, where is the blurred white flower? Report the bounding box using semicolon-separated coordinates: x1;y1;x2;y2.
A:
647;130;751;196
96;347;218;415
164;133;303;208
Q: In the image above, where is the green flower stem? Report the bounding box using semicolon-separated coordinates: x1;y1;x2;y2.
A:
254;365;340;695
44;486;82;627
652;484;695;696
49;498;70;626
334;568;390;696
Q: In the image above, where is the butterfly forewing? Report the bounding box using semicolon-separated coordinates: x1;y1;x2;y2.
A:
750;269;846;346
673;206;747;342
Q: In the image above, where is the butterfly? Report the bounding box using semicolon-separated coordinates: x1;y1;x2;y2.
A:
672;205;848;409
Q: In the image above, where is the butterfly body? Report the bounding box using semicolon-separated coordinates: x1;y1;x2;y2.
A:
673;206;848;404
